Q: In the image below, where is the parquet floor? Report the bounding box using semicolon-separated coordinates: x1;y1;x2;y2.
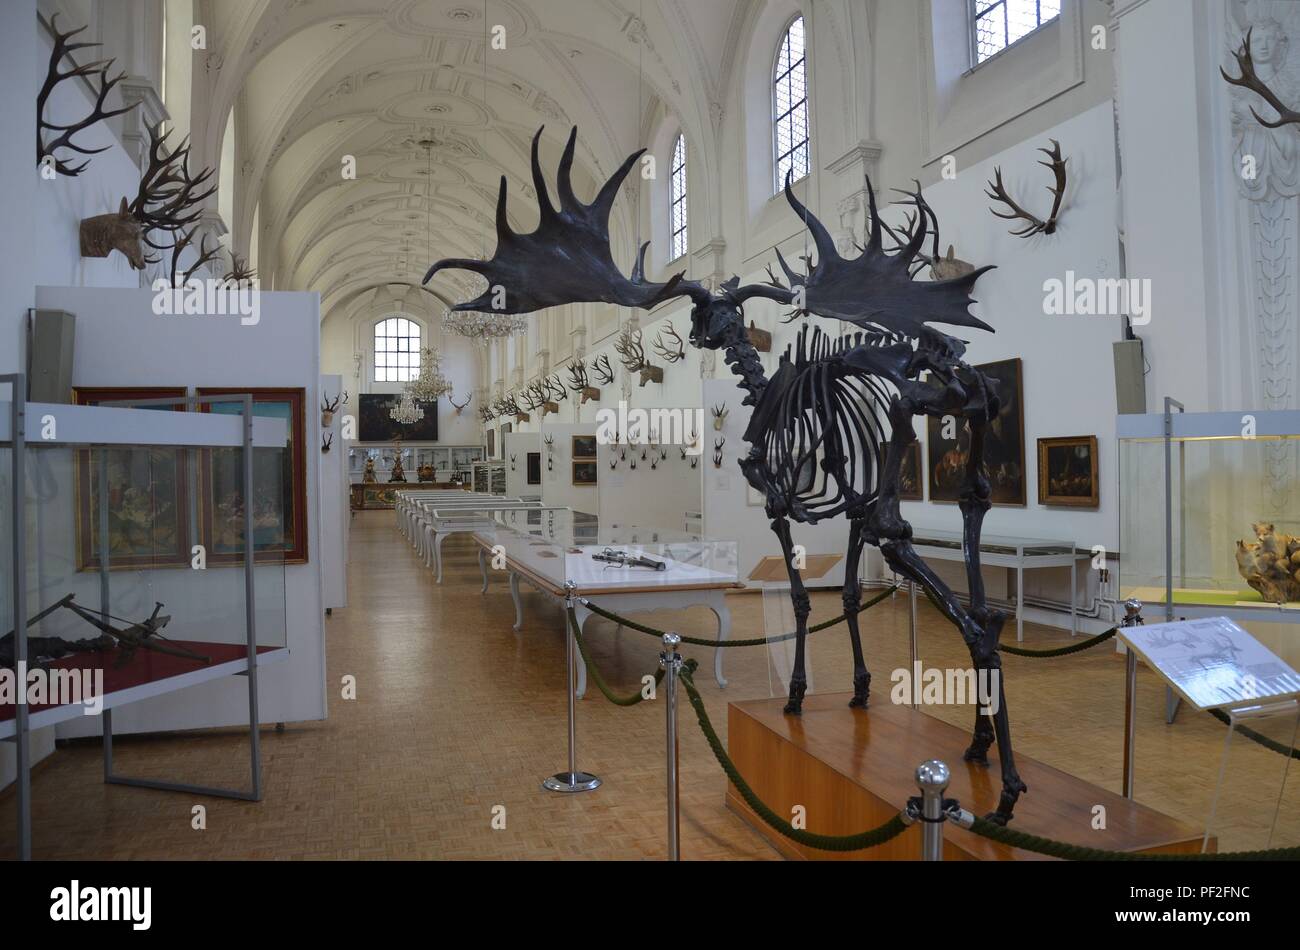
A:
2;511;1298;859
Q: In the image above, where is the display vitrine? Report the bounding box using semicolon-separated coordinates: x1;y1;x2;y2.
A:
1;379;289;860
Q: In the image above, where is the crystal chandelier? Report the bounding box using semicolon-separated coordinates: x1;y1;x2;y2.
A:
389;391;425;425
405;345;454;402
442;307;528;345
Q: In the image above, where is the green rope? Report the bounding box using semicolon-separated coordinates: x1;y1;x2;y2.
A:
567;608;664;706
1207;708;1300;761
967;814;1300;861
678;661;910;852
1000;628;1116;657
580;585;899;648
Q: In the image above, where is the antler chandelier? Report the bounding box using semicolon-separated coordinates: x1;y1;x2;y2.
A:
389;391;425;425
441;307;527;344
405;345;454;402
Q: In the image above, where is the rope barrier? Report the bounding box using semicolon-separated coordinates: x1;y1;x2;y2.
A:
567;607;663;706
579;585;899;647
1000;628;1116;657
678;660;910;852
965;813;1300;861
1207;708;1300;761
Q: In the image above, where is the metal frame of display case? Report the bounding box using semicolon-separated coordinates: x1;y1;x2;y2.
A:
1;375;288;860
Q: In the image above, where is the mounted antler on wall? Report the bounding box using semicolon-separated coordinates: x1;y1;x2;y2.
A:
711;403;729;431
985;139;1068;238
880;202;976;280
745;321;772;353
566;359;601;404
504;394;530;424
614;327;662;386
1222;28;1300;128
651;322;686;363
168;227;223;287
591;353;616;386
225;252;258;283
80;123;216;273
321;391;346;427
37;16;139;177
449;392;472;414
321;432;333;453
544;375;568;407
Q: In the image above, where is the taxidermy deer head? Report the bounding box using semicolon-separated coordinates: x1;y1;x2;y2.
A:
880;201;976;280
711;403;729;431
450;392;472;414
1222;28;1300;128
985;139;1067;237
80;123;216;274
651;323;686;363
745;321;772;353
591;354;616;386
38;16;139;177
566;359;601;404
544;375;568;407
321;391;345;427
503;394;529;424
615;327;662;386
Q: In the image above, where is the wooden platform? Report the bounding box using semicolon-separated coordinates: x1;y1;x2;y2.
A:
725;693;1210;860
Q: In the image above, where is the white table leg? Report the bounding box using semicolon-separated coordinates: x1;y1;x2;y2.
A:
710;598;730;688
1017;563;1024;642
478;547;489;593
1071;555;1078;636
435;532;447;583
510;570;523;632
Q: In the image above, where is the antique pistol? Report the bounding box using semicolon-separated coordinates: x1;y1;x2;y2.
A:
592;547;667;572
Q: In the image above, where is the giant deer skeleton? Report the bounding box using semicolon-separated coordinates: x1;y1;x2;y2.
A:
425;127;1026;822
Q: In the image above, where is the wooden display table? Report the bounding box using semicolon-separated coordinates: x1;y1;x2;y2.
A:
725;693;1209;860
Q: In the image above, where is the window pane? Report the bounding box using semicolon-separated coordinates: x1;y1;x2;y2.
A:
974;0;1057;64
773;17;809;192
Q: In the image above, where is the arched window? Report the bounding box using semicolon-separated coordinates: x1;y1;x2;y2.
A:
773;15;809;193
972;0;1061;64
669;133;688;260
374;315;421;382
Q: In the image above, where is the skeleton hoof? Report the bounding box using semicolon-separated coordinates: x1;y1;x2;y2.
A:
963;744;990;766
782;701;803;715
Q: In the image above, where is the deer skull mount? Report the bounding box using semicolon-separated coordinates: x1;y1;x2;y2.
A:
712;437;726;469
543;434;554;471
566;360;601;404
450;392;472;414
321;432;333;453
711;403;729;431
321;391;346;428
985;139;1068;238
615;327;662;386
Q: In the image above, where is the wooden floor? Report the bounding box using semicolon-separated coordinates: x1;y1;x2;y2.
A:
2;511;1298;860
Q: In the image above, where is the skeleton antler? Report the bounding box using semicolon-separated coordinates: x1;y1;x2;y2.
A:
37;16;139;176
1222;28;1300;128
985;140;1067;238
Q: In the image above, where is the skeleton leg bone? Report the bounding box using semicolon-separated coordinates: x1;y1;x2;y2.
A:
843;518;871;707
771;516;811;715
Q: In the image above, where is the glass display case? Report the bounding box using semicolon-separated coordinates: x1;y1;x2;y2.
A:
351;444;483;484
1;381;288;859
471;460;506;495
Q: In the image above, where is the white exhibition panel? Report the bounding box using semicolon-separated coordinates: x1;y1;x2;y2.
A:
538;422;599;514
320;373;348;611
0;401;289;447
596;436;703;536
503;431;542;498
33;285;328;739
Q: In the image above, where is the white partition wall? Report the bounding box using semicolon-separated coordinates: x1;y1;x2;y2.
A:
538;422;599;515
503;431;542;499
597;438;702;534
34;286;328;736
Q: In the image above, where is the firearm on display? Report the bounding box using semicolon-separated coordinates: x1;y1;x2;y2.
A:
592;547;667;571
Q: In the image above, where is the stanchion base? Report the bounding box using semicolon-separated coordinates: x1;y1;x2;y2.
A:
542;771;601;793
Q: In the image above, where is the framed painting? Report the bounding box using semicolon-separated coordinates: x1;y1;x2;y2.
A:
196;387;308;565
572;460;598;486
571;434;598;459
926;357;1025;506
885;441;923;502
527;451;542;485
1038;436;1099;508
73;387;190;571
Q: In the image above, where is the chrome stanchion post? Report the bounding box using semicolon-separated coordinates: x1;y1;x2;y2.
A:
916;759;949;861
659;632;683;861
543;581;601;793
1120;598;1144;799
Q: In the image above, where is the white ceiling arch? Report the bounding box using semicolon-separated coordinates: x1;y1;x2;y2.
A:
190;0;746;318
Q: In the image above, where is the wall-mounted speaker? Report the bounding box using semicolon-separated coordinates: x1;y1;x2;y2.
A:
28;309;76;403
1112;338;1146;415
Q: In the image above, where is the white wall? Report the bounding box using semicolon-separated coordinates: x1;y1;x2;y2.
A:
320;373;347;611
538;422;599;515
34;285;327;737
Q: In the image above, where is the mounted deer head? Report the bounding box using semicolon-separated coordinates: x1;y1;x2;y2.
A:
449;392;472;414
879;200;976;280
651;322;686;363
615;327;662;386
566;359;601;404
80;122;216;274
544;375;568;406
1222;28;1300;129
503;394;529;424
745;321;772;353
321;390;346;427
591;354;616;386
38;16;138;177
711;403;729;431
985;139;1068;238
713;437;726;469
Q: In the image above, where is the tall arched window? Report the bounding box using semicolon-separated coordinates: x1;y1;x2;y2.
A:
669;133;688;260
773;15;809;193
972;0;1061;64
374;315;421;382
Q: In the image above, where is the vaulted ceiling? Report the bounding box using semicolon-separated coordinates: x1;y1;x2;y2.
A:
199;0;750;320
